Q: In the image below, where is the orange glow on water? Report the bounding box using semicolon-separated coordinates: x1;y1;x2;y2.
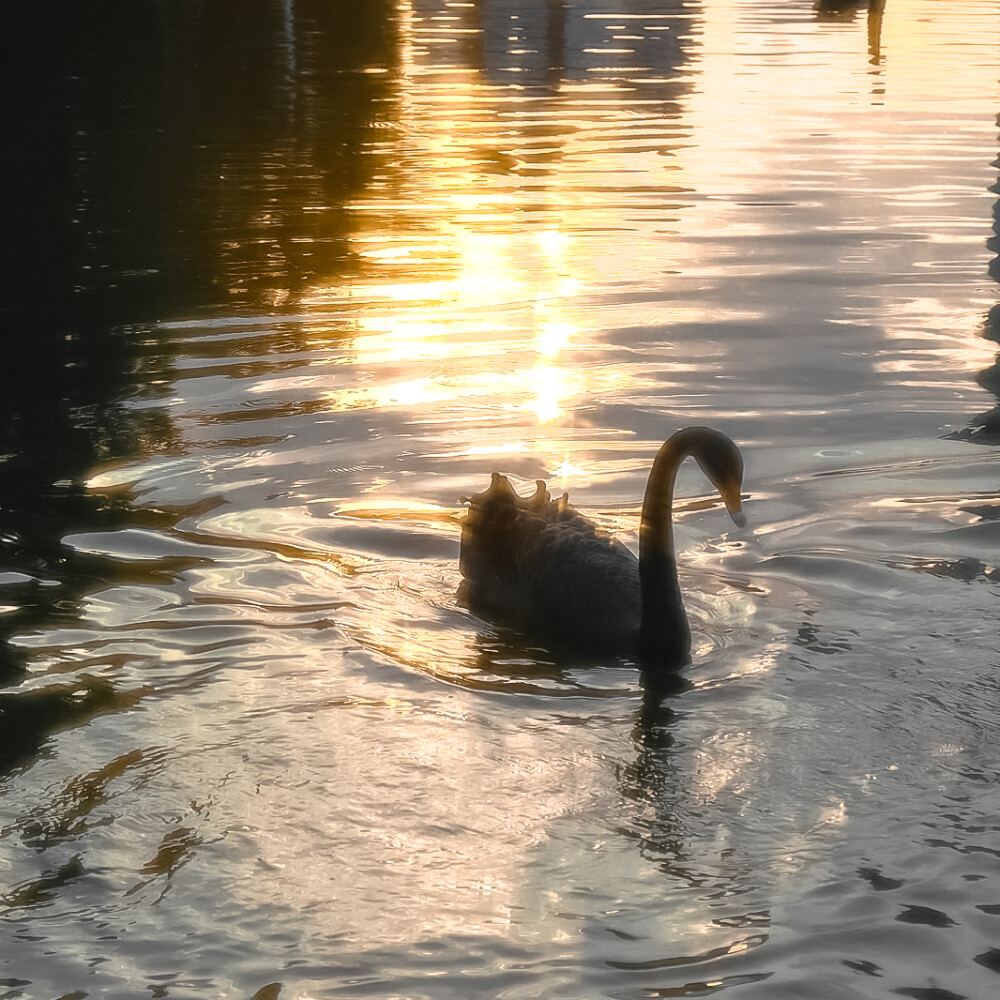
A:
292;0;999;478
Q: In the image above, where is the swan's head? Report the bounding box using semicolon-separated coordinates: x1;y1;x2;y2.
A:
690;427;746;528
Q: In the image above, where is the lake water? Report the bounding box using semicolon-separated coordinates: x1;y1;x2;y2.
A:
2;1;999;997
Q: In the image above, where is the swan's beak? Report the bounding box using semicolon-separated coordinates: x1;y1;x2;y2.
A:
720;483;747;528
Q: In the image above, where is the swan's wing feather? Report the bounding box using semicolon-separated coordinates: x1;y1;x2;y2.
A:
460;478;640;653
513;518;641;652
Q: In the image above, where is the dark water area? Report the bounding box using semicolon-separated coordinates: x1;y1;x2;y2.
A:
1;1;1000;998
1;0;394;678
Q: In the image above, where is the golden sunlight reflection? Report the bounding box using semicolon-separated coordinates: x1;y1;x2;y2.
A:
335;499;457;524
550;456;589;485
529;364;566;423
295;0;1000;487
290;0;1000;533
293;3;712;472
538;320;573;358
353;320;455;362
304;203;591;439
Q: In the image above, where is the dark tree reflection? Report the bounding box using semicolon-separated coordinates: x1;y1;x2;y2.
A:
0;3;398;695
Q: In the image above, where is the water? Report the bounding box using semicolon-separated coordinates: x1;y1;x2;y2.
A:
1;1;999;997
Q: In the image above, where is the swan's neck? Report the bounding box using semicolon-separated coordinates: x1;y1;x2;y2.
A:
638;433;694;666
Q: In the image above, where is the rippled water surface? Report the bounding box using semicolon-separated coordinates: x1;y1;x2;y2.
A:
2;1;1000;998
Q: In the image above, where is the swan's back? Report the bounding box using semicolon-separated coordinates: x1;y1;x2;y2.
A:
460;474;641;653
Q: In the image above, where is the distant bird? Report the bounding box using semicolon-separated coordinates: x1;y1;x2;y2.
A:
460;427;746;671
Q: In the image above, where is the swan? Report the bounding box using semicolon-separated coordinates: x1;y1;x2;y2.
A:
459;427;746;671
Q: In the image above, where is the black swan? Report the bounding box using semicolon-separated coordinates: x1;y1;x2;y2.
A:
459;426;746;670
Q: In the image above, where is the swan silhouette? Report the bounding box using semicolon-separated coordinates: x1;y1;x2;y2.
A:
459;427;746;671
